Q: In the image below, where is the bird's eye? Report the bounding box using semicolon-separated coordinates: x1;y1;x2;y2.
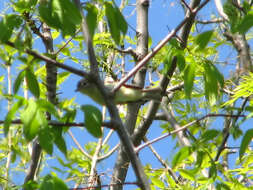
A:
81;81;86;86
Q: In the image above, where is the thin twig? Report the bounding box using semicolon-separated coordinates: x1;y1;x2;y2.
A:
114;47;138;60
135;113;246;153
143;136;178;183
70;181;139;190
0;120;115;129
5;41;88;78
68;130;92;160
181;0;192;12
196;18;224;24
98;144;119;161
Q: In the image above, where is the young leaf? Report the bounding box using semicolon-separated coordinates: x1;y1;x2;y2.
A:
195;30;213;50
37;99;59;119
4;99;24;135
237;11;253;34
172;146;191;168
184;63;196;99
85;3;98;38
13;70;25;94
25;68;40;98
151;177;165;188
178;169;195;181
38;124;54;155
21;100;39;141
176;53;185;72
105;2;120;45
239;129;253;160
81;105;102;138
200;129;220;143
203;62;223;104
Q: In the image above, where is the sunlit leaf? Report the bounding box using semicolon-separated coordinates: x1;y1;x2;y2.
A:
237;11;253;34
52;127;67;155
0;14;23;43
200;129;220;143
13;70;25;94
176;53;185;72
85;3;98;38
25;68;40;98
113;3;128;35
81;105;102;138
4;99;24;135
195;30;213;50
239;129;253;160
37;99;59;119
151;177;165;188
105;2;120;45
172;146;191;168
21;100;40;141
38;0;81;36
38;124;54;155
203;62;224;104
40;174;68;190
178;169;195;181
184;63;196;99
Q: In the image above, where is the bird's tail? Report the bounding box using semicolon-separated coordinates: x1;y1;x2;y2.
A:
142;87;162;101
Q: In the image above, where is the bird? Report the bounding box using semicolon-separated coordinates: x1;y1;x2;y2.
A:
76;78;162;105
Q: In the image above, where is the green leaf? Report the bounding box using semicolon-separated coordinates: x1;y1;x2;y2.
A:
38;1;61;29
85;3;98;38
38;125;54;155
13;70;25;94
176;53;185;72
51;175;68;190
178;169;195;181
208;163;217;178
237;11;253;34
37;99;59;119
40;174;68;190
172;146;191;168
81;105;102;138
216;183;231;190
54;135;67;156
58;0;82;25
195;30;213;50
105;2;120;45
0;14;23;43
38;0;81;36
151;177;165;188
162;50;173;74
13;0;38;13
113;4;128;35
196;150;205;168
4;99;24;135
203;62;224;104
239;129;253;160
184;63;196;99
200;129;219;143
52;128;67;155
25;68;40;98
21;100;40;141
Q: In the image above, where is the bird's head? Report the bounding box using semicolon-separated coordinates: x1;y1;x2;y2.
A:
76;78;92;92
